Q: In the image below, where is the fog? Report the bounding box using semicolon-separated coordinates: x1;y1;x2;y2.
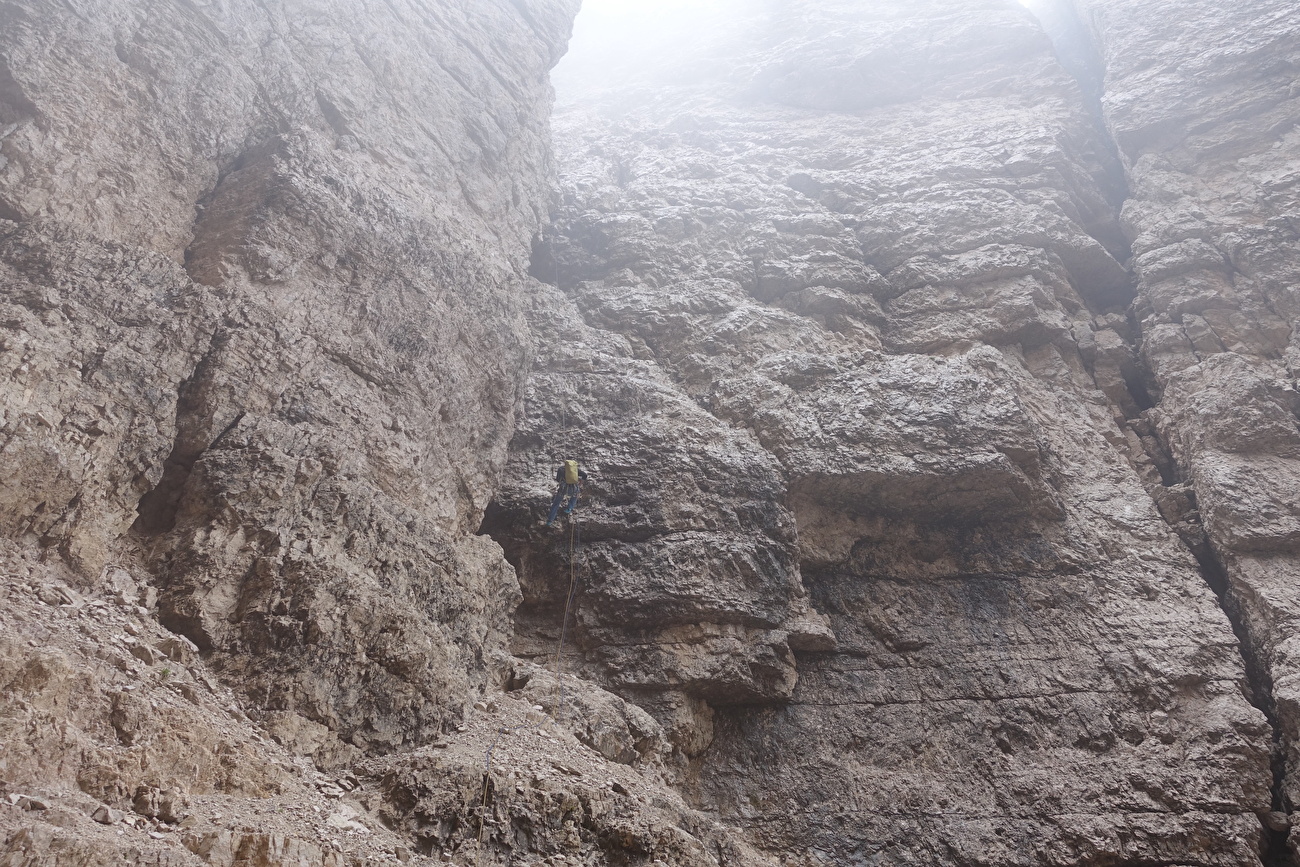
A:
551;0;757;107
553;0;1045;108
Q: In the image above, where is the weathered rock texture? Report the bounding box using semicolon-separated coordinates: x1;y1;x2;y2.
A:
486;0;1300;865
3;0;1300;866
0;0;575;762
0;0;794;862
0;0;656;864
1071;0;1300;837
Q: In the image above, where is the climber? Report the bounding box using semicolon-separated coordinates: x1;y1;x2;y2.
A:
545;459;587;526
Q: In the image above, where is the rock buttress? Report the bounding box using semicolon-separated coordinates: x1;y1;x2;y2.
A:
486;1;1280;865
0;0;579;766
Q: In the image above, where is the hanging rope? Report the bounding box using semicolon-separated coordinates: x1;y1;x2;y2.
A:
554;517;580;703
472;234;584;867
472;511;582;867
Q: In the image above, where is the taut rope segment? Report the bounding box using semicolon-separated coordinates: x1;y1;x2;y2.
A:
472;514;582;867
473;237;584;866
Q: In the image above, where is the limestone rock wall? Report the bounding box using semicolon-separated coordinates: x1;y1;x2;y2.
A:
486;0;1297;865
3;0;1299;866
1071;0;1300;825
1;0;773;860
0;0;578;791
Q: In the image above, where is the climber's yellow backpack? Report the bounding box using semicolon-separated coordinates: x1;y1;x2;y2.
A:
563;459;580;484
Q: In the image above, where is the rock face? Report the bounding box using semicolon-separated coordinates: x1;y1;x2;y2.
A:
486;0;1298;865
0;0;575;764
0;0;617;863
1072;0;1300;833
3;0;1300;866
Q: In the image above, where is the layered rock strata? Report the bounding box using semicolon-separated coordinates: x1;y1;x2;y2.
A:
0;0;801;862
486;1;1293;865
2;0;1299;866
0;0;575;762
0;0;712;864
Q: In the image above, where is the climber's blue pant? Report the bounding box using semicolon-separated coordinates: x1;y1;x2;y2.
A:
547;484;580;524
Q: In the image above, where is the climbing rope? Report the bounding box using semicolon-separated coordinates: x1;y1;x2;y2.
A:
472;235;584;867
472;512;582;867
553;517;581;703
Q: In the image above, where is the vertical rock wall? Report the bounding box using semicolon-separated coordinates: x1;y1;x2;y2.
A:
1070;0;1300;833
0;0;578;764
2;0;1298;864
486;0;1296;864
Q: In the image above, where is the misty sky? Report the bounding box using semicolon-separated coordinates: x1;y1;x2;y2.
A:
553;0;1043;107
552;0;754;105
